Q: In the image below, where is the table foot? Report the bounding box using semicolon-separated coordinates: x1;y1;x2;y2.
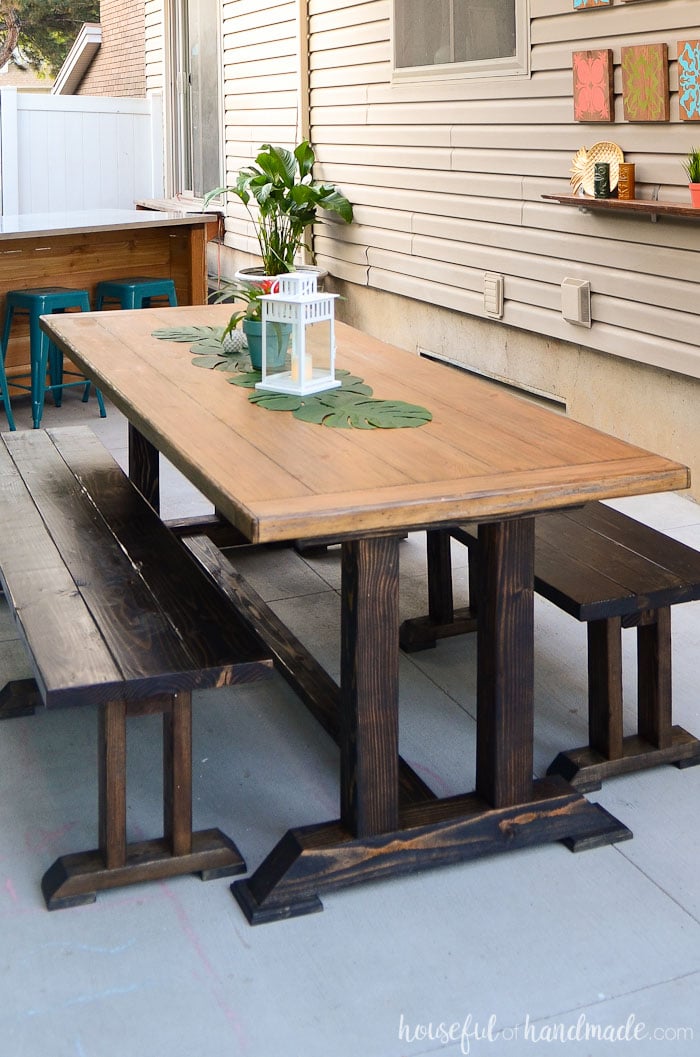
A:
560;805;633;852
233;877;324;924
0;678;41;719
547;727;700;792
232;777;629;924
41;828;246;910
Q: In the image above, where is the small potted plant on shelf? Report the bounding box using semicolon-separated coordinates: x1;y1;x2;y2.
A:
681;147;700;207
204;141;353;280
217;279;290;371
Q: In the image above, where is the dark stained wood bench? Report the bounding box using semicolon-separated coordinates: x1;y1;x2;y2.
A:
400;502;700;792
0;426;274;909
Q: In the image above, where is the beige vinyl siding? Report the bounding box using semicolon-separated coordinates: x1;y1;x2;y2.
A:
220;0;300;253
306;0;700;380
145;0;165;92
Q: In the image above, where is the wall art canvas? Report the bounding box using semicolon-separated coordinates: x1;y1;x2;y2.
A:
678;40;700;121
621;43;670;121
573;0;612;8
572;50;614;122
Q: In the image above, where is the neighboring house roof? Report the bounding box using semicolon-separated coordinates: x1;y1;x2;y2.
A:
51;23;102;95
0;53;52;93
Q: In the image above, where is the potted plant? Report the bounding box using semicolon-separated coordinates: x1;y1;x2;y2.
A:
204;141;353;278
681;147;700;207
219;279;290;370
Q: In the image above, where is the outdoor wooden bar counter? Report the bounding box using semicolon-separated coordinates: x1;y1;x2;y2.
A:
0;209;214;390
41;304;690;924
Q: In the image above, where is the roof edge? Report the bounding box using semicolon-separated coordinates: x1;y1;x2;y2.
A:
51;23;102;96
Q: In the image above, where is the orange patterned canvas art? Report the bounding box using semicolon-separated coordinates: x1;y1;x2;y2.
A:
621;44;670;121
573;50;614;122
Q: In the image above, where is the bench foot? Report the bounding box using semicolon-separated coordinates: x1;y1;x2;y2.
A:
399;606;478;652
547;726;700;792
41;827;246;910
0;678;41;719
230;777;630;925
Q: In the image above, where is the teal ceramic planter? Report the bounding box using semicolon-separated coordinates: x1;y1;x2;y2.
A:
242;319;291;371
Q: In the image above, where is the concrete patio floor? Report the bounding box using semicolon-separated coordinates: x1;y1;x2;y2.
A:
1;390;699;1057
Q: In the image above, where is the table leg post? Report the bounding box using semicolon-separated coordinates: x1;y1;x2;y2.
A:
475;518;535;808
340;536;400;836
128;424;160;512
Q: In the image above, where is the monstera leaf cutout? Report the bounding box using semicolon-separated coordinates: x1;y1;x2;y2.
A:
152;331;432;430
152;326;225;349
293;392;431;429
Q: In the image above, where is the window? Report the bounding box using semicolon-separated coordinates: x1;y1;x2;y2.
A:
393;0;529;80
168;0;223;198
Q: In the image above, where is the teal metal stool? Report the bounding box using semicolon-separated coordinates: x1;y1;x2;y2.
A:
95;277;178;310
1;287;106;429
0;338;16;431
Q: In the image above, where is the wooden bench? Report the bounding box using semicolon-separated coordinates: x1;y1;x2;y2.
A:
0;426;273;909
399;502;700;792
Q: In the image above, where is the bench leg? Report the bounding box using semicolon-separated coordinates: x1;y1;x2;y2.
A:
549;607;700;791
588;617;624;761
637;607;672;750
399;529;477;651
164;692;192;857
41;693;247;910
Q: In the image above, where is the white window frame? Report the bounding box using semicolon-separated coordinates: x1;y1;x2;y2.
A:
391;0;530;83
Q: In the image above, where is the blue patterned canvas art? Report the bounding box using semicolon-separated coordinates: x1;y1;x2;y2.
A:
678;40;700;121
573;0;611;8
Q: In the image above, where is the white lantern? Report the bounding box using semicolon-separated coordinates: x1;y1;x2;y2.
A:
255;272;341;396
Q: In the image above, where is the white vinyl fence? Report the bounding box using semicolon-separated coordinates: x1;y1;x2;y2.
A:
0;88;163;215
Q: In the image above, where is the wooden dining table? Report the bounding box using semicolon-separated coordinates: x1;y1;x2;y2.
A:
42;303;689;924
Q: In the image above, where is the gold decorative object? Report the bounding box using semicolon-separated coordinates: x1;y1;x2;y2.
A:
618;163;636;199
570;141;624;196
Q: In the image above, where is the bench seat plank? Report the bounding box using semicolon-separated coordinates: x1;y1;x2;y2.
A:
0;440;125;702
0;429;272;708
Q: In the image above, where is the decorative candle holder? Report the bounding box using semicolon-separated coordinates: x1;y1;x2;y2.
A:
593;162;610;198
256;272;341;396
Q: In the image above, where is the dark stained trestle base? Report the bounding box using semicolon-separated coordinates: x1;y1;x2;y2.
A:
0;678;41;719
42;828;246;910
231;777;630;925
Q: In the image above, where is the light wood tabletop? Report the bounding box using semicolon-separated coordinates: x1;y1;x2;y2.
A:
41;303;690;924
42;303;688;544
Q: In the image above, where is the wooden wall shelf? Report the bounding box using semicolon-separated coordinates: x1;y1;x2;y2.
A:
542;193;700;223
